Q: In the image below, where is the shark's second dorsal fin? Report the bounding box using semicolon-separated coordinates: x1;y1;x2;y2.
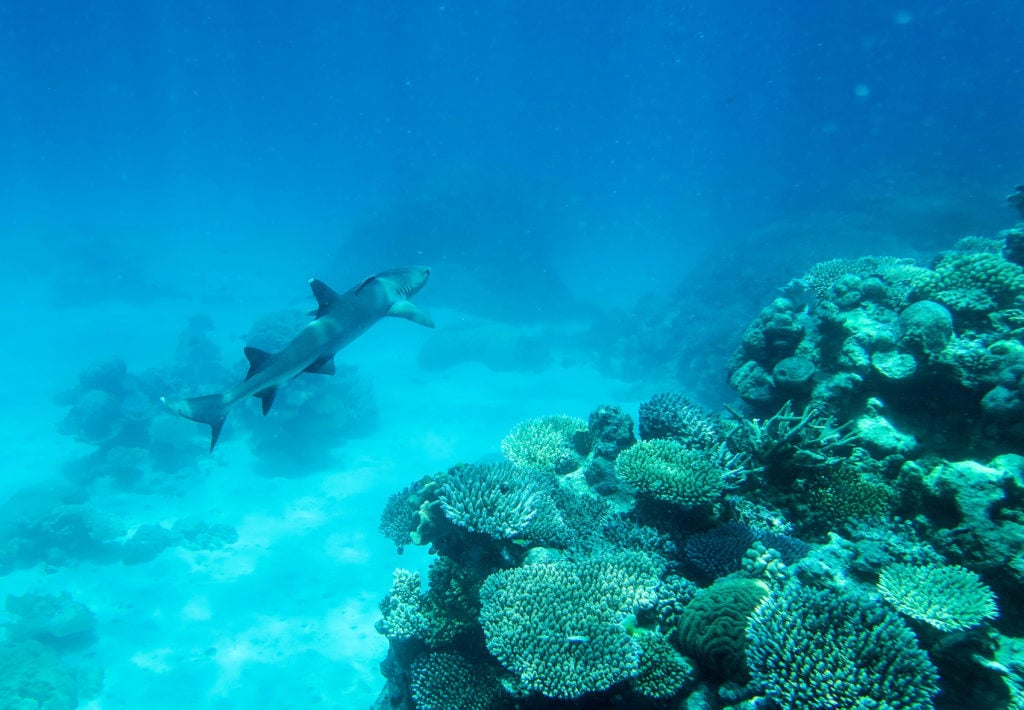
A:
309;278;342;318
388;300;435;327
243;346;273;380
254;386;277;415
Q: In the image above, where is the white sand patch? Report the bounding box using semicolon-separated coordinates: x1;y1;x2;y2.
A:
131;647;177;673
324;531;372;564
182;597;213;622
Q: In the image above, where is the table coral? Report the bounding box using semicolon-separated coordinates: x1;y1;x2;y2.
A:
500;414;590;475
478;554;660;699
878;562;999;632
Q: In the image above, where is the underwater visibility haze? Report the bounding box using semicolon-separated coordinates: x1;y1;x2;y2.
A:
2;1;1024;708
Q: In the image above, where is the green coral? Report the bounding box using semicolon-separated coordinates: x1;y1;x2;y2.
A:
921;252;1024;312
478;553;661;699
807;460;895;523
615;439;730;507
676;576;769;680
746;583;939;710
878;562;999;632
410;652;501;710
500;414;589;474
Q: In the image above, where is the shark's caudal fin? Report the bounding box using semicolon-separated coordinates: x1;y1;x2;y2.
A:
160;394;229;452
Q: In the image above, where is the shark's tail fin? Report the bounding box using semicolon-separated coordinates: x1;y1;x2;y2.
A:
161;394;229;452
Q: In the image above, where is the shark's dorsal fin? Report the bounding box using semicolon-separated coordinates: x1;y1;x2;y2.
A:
354;275;376;295
254;386;278;415
309;279;342;318
243;346;273;380
304;355;336;376
388;300;435;327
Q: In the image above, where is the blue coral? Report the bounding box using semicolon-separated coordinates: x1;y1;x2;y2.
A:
638;392;721;448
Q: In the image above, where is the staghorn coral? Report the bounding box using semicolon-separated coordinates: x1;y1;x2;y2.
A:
615;439;739;508
500;414;590;475
725;400;859;478
478;553;661;699
878;562;999;632
676;576;769;680
746;582;939;710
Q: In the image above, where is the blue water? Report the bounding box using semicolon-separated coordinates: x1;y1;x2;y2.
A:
1;1;1023;707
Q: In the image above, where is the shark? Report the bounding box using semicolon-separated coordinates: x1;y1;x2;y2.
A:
161;265;433;451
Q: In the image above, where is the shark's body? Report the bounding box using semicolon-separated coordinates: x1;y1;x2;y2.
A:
162;266;433;450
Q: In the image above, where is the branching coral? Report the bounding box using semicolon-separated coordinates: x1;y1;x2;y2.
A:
746;582;939;709
410;652;501;710
918;251;1024;313
725;400;859;475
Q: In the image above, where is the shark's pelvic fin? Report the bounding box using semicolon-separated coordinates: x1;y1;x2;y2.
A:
161;394;228;452
243;346;274;380
309;279;342;318
304;355;336;375
254;386;278;415
388;300;435;328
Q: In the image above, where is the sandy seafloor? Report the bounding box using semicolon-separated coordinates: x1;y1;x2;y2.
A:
0;269;649;708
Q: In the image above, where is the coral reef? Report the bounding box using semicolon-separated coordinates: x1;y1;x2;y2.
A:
376;207;1024;709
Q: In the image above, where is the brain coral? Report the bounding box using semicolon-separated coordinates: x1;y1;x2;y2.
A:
615;439;730;507
878;562;999;632
410;652;501;710
500;414;590;474
676;576;769;680
478;553;661;699
746;583;939;710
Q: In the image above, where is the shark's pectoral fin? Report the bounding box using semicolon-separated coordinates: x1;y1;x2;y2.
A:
243;346;274;380
388;300;435;327
309;279;342;318
304;356;336;376
254;386;278;415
